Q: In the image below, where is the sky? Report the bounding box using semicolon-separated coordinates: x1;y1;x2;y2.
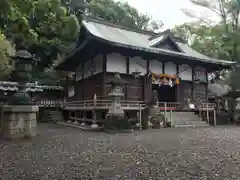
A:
122;0;214;29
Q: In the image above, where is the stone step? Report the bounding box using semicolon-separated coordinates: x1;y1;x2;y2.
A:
41;110;63;122
174;121;208;126
174;124;209;128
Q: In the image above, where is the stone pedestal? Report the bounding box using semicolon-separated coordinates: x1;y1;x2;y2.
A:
0;105;39;140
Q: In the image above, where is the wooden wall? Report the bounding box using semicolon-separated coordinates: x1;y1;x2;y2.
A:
104;73;144;101
178;81;192;108
74;73;103;100
178;81;207;108
195;83;207;100
73;72;207;105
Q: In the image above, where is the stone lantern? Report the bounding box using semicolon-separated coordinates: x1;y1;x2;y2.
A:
104;72;130;131
8;49;35;105
0;49;39;140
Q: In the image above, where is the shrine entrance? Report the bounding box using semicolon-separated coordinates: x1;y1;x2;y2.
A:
152;84;177;102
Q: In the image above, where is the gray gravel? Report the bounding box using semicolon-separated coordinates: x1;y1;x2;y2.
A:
1;124;240;180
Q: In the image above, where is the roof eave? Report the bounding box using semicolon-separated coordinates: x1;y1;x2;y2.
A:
91;35;235;68
55;39;89;71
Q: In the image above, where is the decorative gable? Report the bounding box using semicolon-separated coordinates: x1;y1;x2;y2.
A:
149;29;184;53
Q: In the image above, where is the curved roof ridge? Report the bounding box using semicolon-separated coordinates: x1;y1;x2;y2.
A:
82;15;157;36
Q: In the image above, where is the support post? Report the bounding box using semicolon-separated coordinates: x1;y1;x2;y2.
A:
91;94;98;128
213;110;216;126
199;104;202;121
164;102;167;127
206;103;209;124
139;104;142;130
74;111;79;125
67;111;71;123
170;110;173;127
82;111;86;126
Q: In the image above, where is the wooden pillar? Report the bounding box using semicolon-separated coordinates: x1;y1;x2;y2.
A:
144;58;151;103
125;56;130;100
192;66;195;101
162;62;165;74
205;70;209;101
102;53;107;98
146;59;150;73
176;64;180;103
126;56;130;74
65;75;69;101
82;111;86;125
81;62;84;100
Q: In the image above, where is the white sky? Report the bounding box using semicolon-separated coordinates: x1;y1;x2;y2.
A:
122;0;217;29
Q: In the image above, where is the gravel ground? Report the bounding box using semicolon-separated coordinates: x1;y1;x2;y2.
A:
1;124;240;180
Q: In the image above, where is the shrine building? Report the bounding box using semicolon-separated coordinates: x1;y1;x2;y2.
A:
56;16;234;109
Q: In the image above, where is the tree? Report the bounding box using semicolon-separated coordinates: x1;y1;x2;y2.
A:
176;0;240;114
180;0;240;61
1;0;80;68
0;33;15;80
68;0;163;32
173;23;231;60
0;0;80;84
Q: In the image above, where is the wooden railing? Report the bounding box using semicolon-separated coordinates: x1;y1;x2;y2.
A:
66;99;146;110
200;103;216;110
35;100;64;107
158;102;181;110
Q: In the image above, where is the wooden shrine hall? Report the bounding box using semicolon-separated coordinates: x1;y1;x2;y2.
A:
56;15;234;112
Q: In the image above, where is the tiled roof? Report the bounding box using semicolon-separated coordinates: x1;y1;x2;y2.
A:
0;81;64;92
82;17;235;67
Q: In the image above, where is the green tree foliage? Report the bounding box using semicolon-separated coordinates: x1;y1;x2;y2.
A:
174;0;240;112
0;33;15;80
1;0;80;68
0;0;80;83
173;23;231;60
68;0;163;32
178;0;240;62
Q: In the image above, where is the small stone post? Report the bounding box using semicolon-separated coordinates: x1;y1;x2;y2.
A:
91;94;98;128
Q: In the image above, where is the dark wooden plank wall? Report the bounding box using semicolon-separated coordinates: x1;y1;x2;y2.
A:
178;81;207;108
195;83;207;101
74;73;103;100
104;73;144;101
179;81;192;107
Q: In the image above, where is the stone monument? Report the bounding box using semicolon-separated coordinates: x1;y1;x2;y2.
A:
0;49;39;140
